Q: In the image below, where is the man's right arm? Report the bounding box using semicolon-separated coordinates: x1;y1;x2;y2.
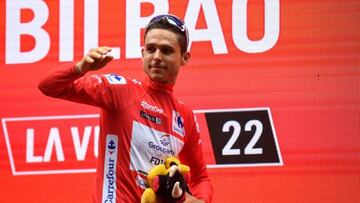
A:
38;46;115;108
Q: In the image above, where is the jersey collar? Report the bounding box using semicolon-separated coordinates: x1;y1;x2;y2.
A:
144;77;174;94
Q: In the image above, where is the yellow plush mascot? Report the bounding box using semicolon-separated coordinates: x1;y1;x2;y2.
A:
141;157;190;203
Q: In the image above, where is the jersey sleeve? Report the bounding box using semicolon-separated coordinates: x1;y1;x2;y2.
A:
179;109;214;203
38;63;131;110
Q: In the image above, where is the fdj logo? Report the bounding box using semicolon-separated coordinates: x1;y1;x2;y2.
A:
205;108;283;166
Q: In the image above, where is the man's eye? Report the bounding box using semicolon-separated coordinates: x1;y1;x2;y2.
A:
146;47;156;53
162;48;173;55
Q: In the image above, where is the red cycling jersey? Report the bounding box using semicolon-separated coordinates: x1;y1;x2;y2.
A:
38;64;213;203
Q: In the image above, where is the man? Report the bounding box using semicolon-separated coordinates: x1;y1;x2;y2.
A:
39;14;213;202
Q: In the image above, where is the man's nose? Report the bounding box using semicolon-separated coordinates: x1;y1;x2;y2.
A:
153;49;162;61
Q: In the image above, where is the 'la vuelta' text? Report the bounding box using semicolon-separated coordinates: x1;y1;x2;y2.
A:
5;0;280;64
26;126;99;163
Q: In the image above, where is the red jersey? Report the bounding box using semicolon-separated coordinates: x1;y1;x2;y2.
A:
38;64;213;203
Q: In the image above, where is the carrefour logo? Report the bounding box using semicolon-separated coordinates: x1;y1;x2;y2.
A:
172;111;185;137
102;134;118;203
107;140;116;154
108;140;116;150
175;113;184;128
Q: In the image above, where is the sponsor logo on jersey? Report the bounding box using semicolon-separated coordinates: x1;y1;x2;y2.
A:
160;134;170;146
104;74;127;85
135;170;150;189
136;174;147;189
150;156;165;165
140;101;163;114
129;121;184;187
102;134;118;203
140;111;161;124
172;110;185;137
148;141;175;155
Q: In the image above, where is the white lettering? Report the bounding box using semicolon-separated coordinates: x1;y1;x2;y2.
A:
141;101;164;114
84;0;99;56
126;0;169;58
4;1;280;64
94;126;100;158
71;126;92;161
232;0;280;53
84;0;121;59
59;0;74;61
102;135;118;203
5;0;50;64
44;128;65;162
26;128;43;163
25;125;99;164
185;0;228;54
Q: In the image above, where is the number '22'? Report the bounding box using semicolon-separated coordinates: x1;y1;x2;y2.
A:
222;120;263;156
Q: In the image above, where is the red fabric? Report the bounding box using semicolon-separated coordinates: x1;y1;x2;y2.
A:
153;176;160;192
38;64;213;202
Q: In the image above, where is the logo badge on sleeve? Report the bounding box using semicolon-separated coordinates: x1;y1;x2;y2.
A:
104;74;127;85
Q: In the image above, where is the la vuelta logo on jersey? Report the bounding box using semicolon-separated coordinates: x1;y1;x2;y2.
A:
1;115;100;175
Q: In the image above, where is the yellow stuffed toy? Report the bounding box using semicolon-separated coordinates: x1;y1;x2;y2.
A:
141;157;190;203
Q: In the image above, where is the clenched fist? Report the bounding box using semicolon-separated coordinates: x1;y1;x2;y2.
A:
75;46;114;74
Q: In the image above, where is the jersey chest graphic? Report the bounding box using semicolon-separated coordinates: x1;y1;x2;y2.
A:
129;121;184;177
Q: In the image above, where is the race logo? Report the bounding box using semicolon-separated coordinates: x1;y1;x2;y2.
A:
1;114;99;176
104;74;127;85
205;108;283;166
172;110;185;137
102;134;118;203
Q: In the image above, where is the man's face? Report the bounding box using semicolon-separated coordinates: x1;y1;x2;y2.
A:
142;29;190;84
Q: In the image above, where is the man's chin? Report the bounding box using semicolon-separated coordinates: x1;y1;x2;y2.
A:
148;74;166;82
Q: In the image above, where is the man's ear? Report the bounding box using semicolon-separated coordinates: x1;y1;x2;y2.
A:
181;52;190;65
141;47;144;61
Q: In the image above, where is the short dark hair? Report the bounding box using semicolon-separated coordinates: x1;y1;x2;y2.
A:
144;15;189;55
